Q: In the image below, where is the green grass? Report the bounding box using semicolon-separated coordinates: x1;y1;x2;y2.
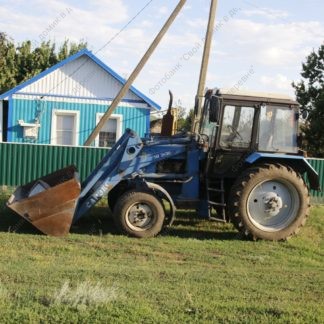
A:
0;190;323;323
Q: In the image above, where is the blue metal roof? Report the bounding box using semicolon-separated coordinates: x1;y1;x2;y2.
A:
0;48;161;110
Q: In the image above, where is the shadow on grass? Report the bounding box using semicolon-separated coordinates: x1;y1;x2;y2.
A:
0;199;241;240
0;208;42;235
70;208;119;236
0;204;116;237
163;227;241;240
162;218;242;240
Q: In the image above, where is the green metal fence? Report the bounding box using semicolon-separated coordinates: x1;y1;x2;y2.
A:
307;158;324;204
0;142;323;203
0;142;108;186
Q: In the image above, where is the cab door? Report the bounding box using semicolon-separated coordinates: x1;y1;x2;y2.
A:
208;104;257;177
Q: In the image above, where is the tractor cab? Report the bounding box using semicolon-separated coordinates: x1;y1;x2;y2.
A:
199;88;300;177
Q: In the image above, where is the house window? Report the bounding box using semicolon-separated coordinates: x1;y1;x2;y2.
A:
51;110;79;146
95;113;122;147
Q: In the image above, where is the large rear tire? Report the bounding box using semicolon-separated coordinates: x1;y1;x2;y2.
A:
229;164;310;240
113;190;165;238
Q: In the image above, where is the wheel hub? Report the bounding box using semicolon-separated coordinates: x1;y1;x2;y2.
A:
247;179;300;232
127;203;153;229
263;192;283;217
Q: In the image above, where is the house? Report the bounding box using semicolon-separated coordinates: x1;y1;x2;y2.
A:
0;49;160;147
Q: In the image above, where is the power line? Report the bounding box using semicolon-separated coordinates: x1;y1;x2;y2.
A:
42;0;155;97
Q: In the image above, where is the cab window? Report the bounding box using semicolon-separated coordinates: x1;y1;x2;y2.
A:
200;99;217;145
258;105;298;153
220;105;255;149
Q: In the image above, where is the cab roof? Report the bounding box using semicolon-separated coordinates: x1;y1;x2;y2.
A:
213;88;299;106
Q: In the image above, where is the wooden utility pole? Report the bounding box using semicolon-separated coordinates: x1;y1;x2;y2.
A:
191;0;218;132
84;0;187;146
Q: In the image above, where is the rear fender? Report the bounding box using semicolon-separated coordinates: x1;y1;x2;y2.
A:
245;152;320;191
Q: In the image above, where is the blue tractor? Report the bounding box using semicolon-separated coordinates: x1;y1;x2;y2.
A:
7;0;320;240
8;88;320;240
103;88;320;240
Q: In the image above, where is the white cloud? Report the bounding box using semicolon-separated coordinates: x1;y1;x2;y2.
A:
225;19;324;66
229;19;323;47
33;0;129;24
186;18;207;28
1;0;323;109
258;47;299;66
158;6;168;15
260;74;293;92
242;7;289;20
0;0;130;45
140;20;153;28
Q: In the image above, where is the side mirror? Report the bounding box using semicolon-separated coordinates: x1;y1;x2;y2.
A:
209;96;221;123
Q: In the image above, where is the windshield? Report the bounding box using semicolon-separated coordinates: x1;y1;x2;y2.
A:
258;105;298;153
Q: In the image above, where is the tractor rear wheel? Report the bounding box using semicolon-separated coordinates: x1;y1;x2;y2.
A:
113;190;165;238
229;164;310;240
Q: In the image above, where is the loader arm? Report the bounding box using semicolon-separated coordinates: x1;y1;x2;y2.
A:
73;129;191;222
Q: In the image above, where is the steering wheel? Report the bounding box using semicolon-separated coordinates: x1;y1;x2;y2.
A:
197;133;209;146
227;125;243;140
200;133;209;142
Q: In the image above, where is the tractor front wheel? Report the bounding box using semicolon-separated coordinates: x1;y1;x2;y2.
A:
229;164;310;240
113;190;165;238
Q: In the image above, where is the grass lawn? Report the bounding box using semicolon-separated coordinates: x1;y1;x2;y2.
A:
0;190;323;323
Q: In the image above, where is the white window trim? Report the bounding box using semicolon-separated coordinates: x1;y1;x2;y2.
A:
51;109;80;146
95;113;123;147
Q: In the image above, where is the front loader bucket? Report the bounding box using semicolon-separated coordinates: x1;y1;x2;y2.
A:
7;165;80;236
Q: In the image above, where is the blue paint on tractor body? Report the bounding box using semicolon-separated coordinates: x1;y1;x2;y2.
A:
73;129;320;223
73;129;203;222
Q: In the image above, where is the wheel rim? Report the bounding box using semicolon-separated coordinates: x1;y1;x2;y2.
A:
247;179;300;232
125;202;156;232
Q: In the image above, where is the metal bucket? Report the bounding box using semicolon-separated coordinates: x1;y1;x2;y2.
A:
7;165;80;236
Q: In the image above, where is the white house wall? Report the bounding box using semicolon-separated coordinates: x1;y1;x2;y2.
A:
18;55;141;101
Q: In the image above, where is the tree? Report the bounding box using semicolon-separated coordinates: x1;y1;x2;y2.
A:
0;32;87;94
292;45;324;157
0;33;17;93
177;108;193;132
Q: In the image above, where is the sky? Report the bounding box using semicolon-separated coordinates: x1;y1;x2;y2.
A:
0;0;323;111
